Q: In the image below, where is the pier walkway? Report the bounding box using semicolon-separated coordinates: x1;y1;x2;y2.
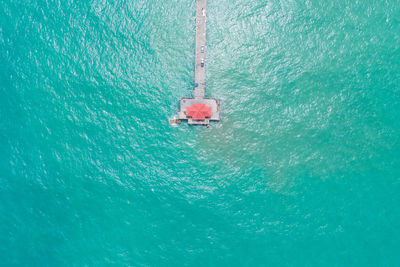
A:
176;0;220;125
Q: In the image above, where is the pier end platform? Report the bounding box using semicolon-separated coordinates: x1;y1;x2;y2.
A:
178;97;220;125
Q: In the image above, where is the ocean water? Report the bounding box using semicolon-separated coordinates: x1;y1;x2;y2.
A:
1;0;400;265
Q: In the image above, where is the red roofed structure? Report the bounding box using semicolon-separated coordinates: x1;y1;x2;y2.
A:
186;103;212;120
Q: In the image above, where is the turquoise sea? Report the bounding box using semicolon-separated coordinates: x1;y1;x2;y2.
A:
1;0;400;265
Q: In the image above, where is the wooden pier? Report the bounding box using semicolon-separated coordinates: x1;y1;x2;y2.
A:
176;0;220;125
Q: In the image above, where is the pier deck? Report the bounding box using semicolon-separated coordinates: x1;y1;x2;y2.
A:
177;0;220;125
194;0;206;98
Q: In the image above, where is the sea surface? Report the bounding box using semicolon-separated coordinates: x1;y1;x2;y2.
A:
1;0;400;266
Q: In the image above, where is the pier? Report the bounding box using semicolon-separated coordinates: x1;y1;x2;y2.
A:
176;0;220;125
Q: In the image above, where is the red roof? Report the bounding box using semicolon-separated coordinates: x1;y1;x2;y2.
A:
186;103;212;120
